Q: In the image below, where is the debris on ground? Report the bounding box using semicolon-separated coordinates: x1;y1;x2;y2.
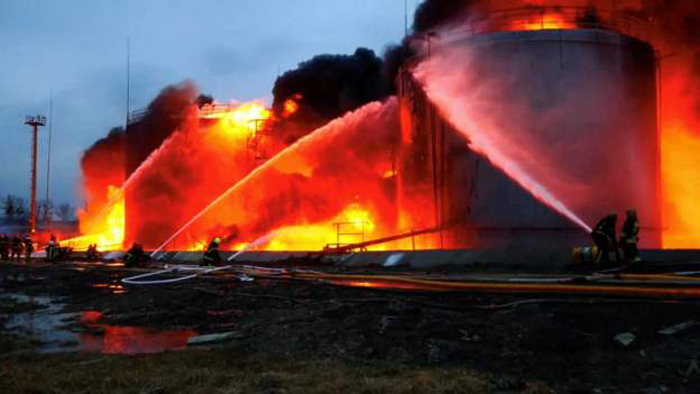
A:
614;332;636;347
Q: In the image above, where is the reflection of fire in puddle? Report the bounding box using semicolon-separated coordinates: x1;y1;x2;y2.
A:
80;311;197;354
91;282;127;295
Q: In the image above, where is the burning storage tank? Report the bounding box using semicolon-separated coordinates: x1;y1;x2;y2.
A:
399;9;661;249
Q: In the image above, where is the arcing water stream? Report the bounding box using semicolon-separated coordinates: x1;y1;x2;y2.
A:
151;99;399;254
413;39;592;233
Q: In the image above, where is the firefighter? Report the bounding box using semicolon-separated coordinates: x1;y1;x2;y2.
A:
124;243;148;268
46;234;57;261
23;235;34;263
11;235;23;262
591;213;618;265
0;234;9;261
86;244;100;261
620;209;641;264
201;237;222;267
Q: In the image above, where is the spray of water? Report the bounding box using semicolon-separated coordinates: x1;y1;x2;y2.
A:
86;123;185;229
413;40;592;233
151;99;397;255
226;231;277;261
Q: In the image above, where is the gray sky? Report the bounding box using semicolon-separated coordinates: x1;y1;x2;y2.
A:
0;0;417;207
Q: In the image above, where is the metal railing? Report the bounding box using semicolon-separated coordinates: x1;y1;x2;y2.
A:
127;103;244;126
442;6;650;43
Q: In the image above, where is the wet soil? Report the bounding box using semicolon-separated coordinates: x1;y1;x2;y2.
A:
1;260;700;393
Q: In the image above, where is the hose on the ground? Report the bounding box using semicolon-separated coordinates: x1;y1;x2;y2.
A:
121;261;700;299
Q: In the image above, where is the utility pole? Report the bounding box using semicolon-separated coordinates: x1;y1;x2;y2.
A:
24;115;46;234
45;93;53;230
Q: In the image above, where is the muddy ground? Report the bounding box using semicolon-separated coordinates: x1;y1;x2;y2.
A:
1;260;700;393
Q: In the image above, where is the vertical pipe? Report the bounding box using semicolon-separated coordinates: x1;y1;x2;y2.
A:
30;125;38;233
655;51;664;247
429;105;440;248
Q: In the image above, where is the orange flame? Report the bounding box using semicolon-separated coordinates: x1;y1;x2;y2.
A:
66;186;125;251
662;122;700;248
283;99;299;118
258;203;382;251
515;11;574;31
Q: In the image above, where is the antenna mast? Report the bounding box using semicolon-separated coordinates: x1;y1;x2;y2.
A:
126;36;131;128
405;0;408;37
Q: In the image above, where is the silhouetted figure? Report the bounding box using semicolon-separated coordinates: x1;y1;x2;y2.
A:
124;243;149;268
23;236;34;263
201;237;222;266
620;209;641;264
0;235;9;260
46;234;58;261
591;213;618;265
10;236;22;261
86;244;100;261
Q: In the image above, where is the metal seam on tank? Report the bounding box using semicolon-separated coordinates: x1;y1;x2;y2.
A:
448;38;654;54
447;30;652;52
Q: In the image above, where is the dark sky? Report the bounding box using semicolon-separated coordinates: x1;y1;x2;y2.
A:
0;0;417;207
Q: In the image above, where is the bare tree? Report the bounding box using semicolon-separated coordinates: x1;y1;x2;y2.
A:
56;203;75;222
3;195;16;219
38;199;54;222
13;198;28;219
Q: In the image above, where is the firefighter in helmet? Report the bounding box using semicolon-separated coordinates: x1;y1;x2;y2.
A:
591;213;618;265
124;243;148;268
201;237;223;267
46;234;57;261
620;209;641;264
23;235;34;263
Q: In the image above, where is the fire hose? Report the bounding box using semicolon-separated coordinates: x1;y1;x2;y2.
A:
122;262;700;299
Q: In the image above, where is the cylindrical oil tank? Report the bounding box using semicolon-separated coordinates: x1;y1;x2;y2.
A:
397;28;661;249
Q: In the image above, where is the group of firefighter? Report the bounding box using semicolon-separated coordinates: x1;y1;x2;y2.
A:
0;234;34;262
0;234;102;263
591;209;641;265
3;212;639;267
123;237;223;268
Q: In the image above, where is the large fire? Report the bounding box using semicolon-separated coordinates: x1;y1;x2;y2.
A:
74;97;425;253
64;186;125;251
660;65;700;248
71;4;700;253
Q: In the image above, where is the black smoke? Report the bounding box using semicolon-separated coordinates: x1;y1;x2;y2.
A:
80;126;125;209
80;81;207;212
412;0;483;33
125;81;199;175
270;47;388;143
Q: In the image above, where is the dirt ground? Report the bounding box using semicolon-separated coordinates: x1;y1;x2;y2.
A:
1;259;700;393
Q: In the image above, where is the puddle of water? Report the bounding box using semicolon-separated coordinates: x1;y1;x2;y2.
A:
78;310;196;354
6;294;80;353
4;294;196;354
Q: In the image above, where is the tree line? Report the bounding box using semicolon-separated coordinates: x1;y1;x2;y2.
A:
2;195;75;222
